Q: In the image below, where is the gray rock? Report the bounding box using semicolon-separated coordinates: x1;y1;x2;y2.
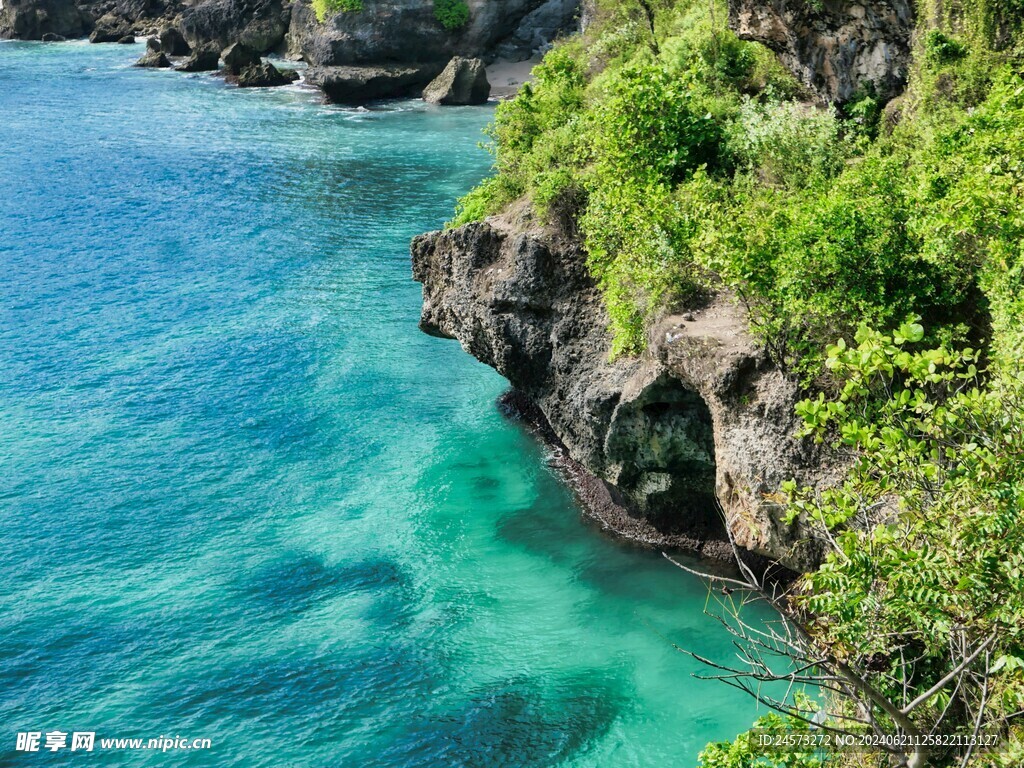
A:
41;32;67;41
288;0;582;67
135;50;172;67
89;12;132;43
412;204;837;571
493;0;579;61
728;0;914;103
158;26;190;56
180;0;289;54
0;0;86;41
116;34;135;43
175;45;220;71
306;63;445;104
235;60;290;87
422;56;490;105
222;41;260;74
145;35;161;51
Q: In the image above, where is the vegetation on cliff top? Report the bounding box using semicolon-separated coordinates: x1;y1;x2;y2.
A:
312;0;363;23
451;0;1024;765
452;0;1023;379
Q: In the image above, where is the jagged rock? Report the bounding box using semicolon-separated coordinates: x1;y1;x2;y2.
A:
158;26;190;56
175;45;220;71
117;34;135;43
180;0;288;54
222;41;260;74
288;0;581;67
727;0;914;103
422;56;490;105
412;205;837;570
89;12;132;43
145;35;160;51
235;60;290;87
493;0;579;61
135;49;172;67
0;0;86;40
306;63;445;104
41;32;67;41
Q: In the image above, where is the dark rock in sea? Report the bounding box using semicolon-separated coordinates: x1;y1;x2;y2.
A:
145;35;160;51
89;13;132;43
117;34;135;43
235;60;290;87
278;68;300;83
158;26;191;56
181;0;289;54
306;63;444;104
422;56;490;105
176;45;220;72
222;41;260;75
412;202;838;571
0;0;86;41
41;32;67;41
135;50;172;68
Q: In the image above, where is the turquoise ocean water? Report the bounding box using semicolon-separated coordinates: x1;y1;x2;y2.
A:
0;40;771;767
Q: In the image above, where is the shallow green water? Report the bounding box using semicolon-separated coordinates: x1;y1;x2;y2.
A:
0;40;771;766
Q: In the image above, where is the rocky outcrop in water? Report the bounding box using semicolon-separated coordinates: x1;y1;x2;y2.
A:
412;206;836;571
422;56;490;104
306;62;444;103
175;44;220;70
727;0;915;103
134;47;171;65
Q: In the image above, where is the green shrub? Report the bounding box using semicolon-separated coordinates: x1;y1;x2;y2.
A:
923;29;969;63
312;0;362;22
726;97;845;188
434;0;469;30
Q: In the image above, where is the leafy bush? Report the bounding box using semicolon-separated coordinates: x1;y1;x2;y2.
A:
779;326;1024;766
923;29;969;63
726;98;845;188
434;0;469;30
312;0;362;22
447;0;1023;373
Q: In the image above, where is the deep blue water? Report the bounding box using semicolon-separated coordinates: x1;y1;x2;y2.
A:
0;40;770;767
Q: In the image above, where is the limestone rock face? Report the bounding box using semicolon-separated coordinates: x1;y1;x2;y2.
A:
306;63;444;103
412;206;836;570
158;26;191;55
0;0;87;40
180;0;289;53
728;0;915;103
288;0;580;67
88;11;133;42
422;56;490;104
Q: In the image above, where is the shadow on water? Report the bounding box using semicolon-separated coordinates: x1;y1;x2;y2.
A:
375;672;629;768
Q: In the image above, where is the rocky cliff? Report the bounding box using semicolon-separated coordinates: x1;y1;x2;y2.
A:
412;206;837;571
290;0;578;66
2;0;578;102
728;0;915;103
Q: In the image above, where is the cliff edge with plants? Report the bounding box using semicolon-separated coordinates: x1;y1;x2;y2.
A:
414;2;1024;762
